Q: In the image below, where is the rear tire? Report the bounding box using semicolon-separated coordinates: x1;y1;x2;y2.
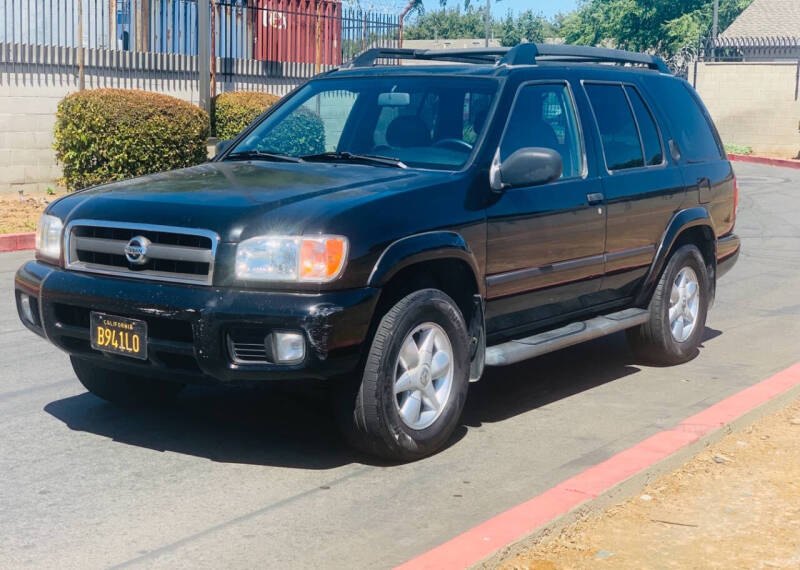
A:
627;244;710;365
71;357;184;406
336;289;470;461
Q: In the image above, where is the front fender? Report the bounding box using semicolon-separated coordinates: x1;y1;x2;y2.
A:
635;207;715;306
367;231;484;296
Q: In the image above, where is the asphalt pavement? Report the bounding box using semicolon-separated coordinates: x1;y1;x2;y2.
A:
1;162;798;569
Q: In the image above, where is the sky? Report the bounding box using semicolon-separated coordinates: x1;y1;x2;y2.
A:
490;0;578;19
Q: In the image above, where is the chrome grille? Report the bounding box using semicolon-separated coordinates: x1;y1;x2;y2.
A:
65;220;219;285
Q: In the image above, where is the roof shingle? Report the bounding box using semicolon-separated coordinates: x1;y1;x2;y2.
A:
720;0;800;38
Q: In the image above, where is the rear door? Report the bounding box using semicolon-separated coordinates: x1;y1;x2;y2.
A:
582;80;686;301
644;76;735;239
484;79;607;338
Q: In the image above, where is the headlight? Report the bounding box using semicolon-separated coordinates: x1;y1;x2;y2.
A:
35;214;63;263
235;235;348;282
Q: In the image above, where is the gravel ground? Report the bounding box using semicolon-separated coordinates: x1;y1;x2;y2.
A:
500;397;800;569
0;192;65;234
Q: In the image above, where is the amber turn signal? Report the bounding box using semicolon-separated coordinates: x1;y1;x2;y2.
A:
299;237;348;282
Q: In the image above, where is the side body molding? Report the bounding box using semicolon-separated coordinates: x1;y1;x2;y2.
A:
367;231;484;296
635;207;716;306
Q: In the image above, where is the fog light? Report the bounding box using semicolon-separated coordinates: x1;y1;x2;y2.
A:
20;294;35;324
272;332;305;363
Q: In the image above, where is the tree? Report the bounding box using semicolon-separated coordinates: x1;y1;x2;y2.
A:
560;0;754;57
403;6;491;40
498;9;547;47
399;0;425;30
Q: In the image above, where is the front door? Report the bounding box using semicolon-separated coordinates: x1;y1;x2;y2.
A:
485;80;606;340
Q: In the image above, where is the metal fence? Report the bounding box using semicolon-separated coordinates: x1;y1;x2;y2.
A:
213;1;399;78
0;0;398;91
0;0;199;52
698;35;800;62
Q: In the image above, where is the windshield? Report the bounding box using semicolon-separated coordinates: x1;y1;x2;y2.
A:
227;76;499;170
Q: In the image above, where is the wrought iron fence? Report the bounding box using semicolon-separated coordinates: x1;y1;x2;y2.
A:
0;0;398;82
698;35;800;62
0;0;199;53
213;1;398;69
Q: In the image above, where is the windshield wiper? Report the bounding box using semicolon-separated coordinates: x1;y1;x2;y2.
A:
224;150;303;163
301;151;406;169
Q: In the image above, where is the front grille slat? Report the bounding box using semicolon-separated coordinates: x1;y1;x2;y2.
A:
66;221;218;285
228;327;271;364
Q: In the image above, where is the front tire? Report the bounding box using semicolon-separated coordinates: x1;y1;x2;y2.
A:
71;357;185;406
338;289;470;461
627;244;710;364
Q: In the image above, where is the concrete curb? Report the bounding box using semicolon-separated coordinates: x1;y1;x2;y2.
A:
0;232;35;253
397;362;800;570
729;153;800;169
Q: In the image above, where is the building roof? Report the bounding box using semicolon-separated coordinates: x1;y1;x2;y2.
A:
720;0;800;38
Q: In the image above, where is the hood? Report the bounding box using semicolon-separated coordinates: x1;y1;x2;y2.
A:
49;161;448;242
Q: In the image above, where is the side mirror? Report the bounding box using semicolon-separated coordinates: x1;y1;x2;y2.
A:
216;138;234;155
490;147;563;191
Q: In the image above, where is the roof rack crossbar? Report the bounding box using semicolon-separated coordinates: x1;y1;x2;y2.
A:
344;44;670;73
345;47;510;68
498;43;670;72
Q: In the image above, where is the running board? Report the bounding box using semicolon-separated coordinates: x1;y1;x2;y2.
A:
485;308;649;367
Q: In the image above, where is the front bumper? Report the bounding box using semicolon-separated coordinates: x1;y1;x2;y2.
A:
15;261;380;383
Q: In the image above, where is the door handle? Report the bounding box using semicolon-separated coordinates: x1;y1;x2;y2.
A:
586;192;604;205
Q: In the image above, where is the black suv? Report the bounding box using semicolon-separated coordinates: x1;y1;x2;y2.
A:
15;44;740;460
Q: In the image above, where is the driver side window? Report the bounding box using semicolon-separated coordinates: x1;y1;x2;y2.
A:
500;83;584;180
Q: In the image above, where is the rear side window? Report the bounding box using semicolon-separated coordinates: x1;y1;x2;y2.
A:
625;86;663;166
650;79;723;163
584;83;644;171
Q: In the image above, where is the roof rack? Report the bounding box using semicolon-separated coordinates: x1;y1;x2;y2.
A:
344;43;670;73
345;47;509;67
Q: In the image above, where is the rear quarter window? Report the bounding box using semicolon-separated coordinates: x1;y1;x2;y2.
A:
648;78;724;163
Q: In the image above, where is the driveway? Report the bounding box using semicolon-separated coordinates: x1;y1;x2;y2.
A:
1;162;798;569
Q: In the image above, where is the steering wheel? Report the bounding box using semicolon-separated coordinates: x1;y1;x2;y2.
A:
433;138;473;152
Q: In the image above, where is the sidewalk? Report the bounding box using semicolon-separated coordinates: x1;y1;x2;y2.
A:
499;398;800;569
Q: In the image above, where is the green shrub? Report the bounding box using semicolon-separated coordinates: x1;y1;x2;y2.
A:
54;89;209;190
256;108;326;156
213;90;326;156
724;143;753;156
214;91;280;140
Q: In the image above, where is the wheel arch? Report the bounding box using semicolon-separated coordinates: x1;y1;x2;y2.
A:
367;231;484;296
636;207;717;306
367;232;486;381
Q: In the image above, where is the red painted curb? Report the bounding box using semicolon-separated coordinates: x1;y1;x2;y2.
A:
397;361;800;570
729;153;800;169
0;232;35;253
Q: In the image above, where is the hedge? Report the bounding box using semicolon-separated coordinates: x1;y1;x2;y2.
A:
214;90;326;156
54;89;209;190
214;91;280;140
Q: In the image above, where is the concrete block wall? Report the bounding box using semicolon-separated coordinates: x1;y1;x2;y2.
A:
0;78;66;194
0;66;302;196
695;62;800;158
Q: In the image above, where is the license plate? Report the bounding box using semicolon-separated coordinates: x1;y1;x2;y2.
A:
90;312;147;360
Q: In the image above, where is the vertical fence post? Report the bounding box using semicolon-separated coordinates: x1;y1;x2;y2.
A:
198;0;211;114
693;37;700;88
78;0;85;90
210;0;216;99
109;0;117;50
315;3;321;74
361;12;366;53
